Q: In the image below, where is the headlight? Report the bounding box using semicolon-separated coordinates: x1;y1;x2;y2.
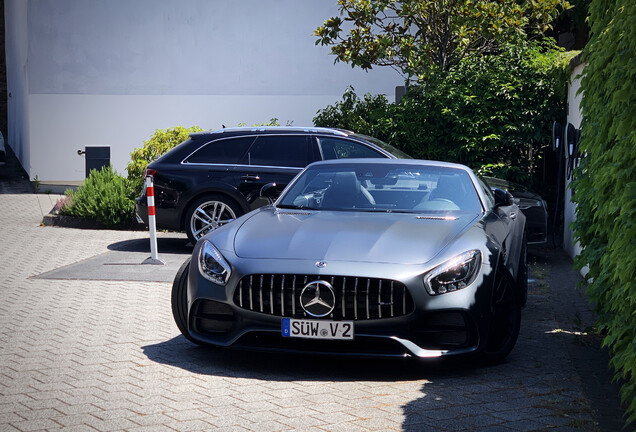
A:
423;250;482;295
198;240;231;285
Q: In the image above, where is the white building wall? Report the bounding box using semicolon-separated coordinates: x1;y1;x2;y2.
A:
563;62;585;260
5;0;30;172
6;0;403;183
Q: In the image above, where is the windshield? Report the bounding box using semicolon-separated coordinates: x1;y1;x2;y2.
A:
278;163;482;214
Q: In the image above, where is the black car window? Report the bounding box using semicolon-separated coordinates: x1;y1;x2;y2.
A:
241;136;311;168
318;138;384;160
184;136;254;164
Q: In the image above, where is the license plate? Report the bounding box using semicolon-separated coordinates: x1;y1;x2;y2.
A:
282;318;354;340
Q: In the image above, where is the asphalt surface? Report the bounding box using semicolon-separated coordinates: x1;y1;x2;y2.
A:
0;150;627;431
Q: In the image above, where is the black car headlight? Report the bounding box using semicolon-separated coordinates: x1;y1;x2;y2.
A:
423;250;482;295
198;240;231;285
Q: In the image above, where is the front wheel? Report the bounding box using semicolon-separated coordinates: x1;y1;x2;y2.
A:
477;266;522;364
184;194;242;244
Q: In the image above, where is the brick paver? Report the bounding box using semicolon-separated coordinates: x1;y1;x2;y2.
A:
0;180;616;431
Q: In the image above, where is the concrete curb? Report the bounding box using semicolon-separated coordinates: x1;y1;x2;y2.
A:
42;212;146;231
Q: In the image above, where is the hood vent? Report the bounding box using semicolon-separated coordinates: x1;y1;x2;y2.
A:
416;215;458;221
275;211;314;216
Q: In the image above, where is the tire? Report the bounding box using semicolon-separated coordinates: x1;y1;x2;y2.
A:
517;231;528;307
184;194;242;244
171;259;203;345
478;265;522;364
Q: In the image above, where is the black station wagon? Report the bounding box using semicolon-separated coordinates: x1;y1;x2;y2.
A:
135;127;409;242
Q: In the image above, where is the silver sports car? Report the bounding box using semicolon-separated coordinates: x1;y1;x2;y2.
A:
172;159;527;363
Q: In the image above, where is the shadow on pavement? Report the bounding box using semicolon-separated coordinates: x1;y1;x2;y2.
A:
108;236;192;254
33;236;192;282
142;335;478;383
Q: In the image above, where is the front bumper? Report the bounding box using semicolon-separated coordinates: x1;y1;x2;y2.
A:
185;254;495;359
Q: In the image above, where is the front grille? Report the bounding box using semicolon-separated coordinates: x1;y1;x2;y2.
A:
233;274;414;320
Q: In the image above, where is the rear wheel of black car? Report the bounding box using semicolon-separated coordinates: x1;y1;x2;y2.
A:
185;194;242;244
171;259;203;345
478;265;522;364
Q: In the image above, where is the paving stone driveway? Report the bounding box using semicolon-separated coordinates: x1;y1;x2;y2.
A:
0;184;619;431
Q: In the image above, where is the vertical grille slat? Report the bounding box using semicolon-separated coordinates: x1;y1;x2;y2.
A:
378;280;383;319
281;275;285;317
390;281;394;318
341;277;346;318
259;275;264;313
365;280;370;320
269;275;274;315
292;275;297;316
354;278;359;320
249;275;253;310
234;274;413;320
239;280;243;308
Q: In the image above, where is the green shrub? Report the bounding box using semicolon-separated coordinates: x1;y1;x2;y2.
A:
126;126;203;193
314;41;577;185
572;0;636;425
61;165;136;228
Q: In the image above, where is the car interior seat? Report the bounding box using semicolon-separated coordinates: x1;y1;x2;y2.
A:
321;172;375;209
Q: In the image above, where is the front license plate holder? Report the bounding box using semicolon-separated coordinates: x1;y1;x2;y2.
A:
282;318;354;340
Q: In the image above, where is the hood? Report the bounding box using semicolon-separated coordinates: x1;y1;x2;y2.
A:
233;208;479;265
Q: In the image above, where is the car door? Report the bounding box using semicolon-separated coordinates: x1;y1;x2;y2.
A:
180;135;255;204
234;135;317;210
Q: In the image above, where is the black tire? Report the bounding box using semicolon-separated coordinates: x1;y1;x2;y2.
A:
171;259;203;345
517;231;528;307
184;194;242;244
478;265;522;364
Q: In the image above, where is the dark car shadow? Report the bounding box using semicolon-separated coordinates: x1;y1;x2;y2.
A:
142;335;479;383
108;236;192;254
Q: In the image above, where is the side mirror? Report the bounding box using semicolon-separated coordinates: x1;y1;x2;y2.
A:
260;182;279;204
493;188;514;207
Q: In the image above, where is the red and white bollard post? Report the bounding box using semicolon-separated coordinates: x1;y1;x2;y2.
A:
142;176;165;265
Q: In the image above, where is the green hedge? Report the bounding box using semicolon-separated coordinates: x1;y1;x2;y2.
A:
314;41;577;185
572;0;636;425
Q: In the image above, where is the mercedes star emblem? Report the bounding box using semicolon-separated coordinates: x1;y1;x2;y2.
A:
300;280;336;317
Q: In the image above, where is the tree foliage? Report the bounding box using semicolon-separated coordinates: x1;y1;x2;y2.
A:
571;0;636;425
315;42;575;184
315;0;570;80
